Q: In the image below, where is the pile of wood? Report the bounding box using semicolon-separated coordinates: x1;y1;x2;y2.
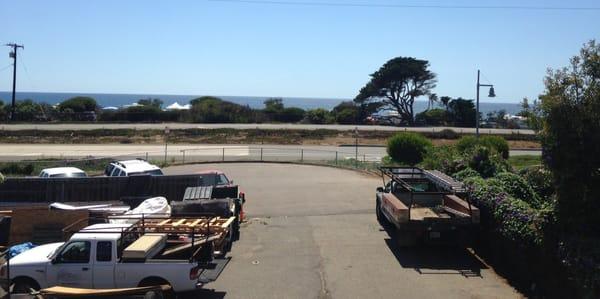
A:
115;216;236;261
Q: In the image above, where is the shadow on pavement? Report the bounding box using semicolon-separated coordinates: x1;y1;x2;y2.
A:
179;289;227;299
383;227;487;278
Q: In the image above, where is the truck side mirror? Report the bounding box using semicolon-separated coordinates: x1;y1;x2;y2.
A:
376;187;384;193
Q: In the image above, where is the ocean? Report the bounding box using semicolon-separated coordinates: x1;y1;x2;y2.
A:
0;91;522;115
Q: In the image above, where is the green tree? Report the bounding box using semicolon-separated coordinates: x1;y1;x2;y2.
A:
415;108;448;126
189;96;255;123
447;98;476;127
354;57;437;125
439;96;452;111
427;93;438;110
264;98;284;114
279;107;305;123
305;108;333;124
137;98;163;109
386;132;432;165
332;101;359;124
58;96;98;112
4;99;48;121
540;40;600;233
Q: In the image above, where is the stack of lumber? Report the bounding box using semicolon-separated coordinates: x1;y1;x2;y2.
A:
137;216;235;235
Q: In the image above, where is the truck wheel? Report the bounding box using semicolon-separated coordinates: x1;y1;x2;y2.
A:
11;277;40;294
139;277;175;299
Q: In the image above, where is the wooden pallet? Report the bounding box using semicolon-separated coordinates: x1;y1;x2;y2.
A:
136;217;235;234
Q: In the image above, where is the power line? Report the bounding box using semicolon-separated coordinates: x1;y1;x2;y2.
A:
18;50;35;90
208;0;600;11
0;64;12;72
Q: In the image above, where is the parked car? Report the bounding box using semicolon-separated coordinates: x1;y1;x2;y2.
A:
195;170;234;187
104;159;163;176
39;167;87;178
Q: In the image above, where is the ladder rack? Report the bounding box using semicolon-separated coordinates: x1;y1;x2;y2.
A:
423;170;467;193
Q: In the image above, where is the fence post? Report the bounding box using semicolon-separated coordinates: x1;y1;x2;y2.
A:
260;148;263;161
363;154;366;162
300;149;304;162
145;152;148;161
335;151;338;165
181;150;185;164
222;148;225;162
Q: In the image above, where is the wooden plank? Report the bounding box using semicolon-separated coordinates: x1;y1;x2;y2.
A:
220;217;235;229
410;207;438;221
157;219;171;226
172;219;186;227
188;219;202;227
161;234;221;256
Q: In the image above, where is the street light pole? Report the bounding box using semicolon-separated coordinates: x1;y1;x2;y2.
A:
476;70;481;138
476;69;496;139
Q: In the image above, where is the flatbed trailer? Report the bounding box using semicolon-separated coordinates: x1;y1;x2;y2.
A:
375;167;479;246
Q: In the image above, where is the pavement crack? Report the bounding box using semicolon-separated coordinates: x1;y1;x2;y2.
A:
318;264;332;299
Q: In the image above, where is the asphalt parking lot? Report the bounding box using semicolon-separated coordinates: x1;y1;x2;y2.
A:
165;163;522;299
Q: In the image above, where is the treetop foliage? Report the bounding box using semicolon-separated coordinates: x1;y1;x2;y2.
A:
355;57;436;125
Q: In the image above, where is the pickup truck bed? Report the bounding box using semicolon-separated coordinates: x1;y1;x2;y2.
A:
376;167;479;246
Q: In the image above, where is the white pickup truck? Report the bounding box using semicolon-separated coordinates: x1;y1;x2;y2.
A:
0;223;228;294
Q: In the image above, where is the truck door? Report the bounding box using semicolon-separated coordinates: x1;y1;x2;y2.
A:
93;240;115;288
46;241;93;288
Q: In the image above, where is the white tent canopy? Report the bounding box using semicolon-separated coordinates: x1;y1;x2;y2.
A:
165;102;191;110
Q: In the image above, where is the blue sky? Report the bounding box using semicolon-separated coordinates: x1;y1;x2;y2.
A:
0;0;598;103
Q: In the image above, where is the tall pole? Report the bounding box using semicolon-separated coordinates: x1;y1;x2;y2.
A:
476;70;480;139
5;43;24;122
355;127;358;168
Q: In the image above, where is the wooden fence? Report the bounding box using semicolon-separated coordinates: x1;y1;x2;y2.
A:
0;174;203;203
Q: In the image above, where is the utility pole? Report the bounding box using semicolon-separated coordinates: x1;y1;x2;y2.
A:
5;43;24;122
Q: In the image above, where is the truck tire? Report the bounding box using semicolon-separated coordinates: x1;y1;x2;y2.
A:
11;277;40;294
139;277;175;299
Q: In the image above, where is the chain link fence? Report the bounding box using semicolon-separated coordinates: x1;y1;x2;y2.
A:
0;146;385;176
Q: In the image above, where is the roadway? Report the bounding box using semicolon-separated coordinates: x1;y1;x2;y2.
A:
166;163;522;299
0;123;535;135
0;144;541;162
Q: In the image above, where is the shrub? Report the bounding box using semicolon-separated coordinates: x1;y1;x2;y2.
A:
467;146;510;178
480;135;510;159
519;166;555;200
495;172;542;208
464;176;544;245
305;109;334;124
387;132;432;166
453;168;480;181
437;129;459;139
0;163;35;176
279;107;305;123
456;135;479;153
421;145;469;175
415;108;448;126
58;96;98;112
456;135;509;159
